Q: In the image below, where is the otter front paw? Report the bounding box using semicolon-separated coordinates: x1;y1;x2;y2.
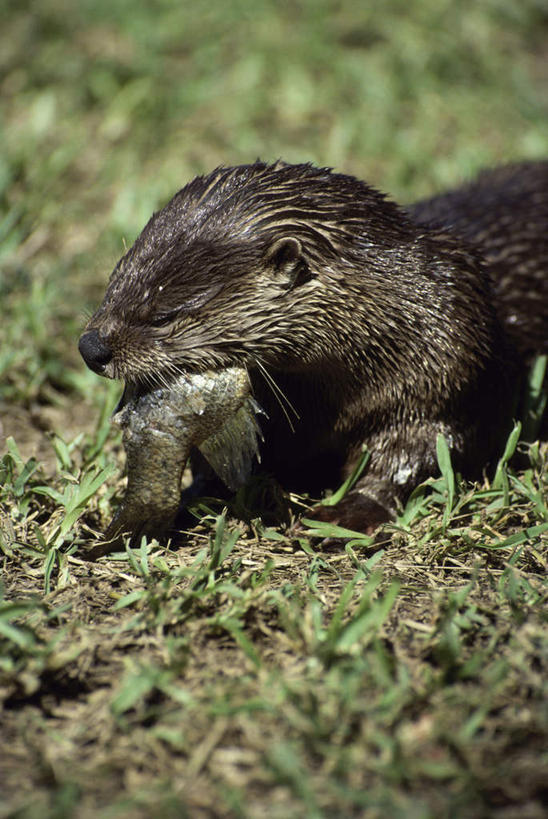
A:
291;492;393;550
310;494;392;534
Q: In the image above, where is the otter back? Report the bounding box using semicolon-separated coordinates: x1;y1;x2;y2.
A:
409;161;548;358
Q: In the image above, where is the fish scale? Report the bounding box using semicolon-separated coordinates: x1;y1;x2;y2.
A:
103;367;262;549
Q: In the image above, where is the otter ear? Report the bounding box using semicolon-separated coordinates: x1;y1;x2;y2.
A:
264;237;311;289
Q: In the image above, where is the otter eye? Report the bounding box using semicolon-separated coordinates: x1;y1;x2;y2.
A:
149;283;225;327
151;313;176;328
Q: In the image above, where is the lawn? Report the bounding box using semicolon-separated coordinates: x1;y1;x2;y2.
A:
1;1;547;816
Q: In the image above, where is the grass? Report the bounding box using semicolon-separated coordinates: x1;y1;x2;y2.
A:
1;1;547;816
1;433;547;817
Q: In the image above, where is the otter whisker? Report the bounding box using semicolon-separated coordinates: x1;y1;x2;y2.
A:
254;357;299;433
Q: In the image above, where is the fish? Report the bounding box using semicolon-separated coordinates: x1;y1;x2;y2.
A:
96;367;262;554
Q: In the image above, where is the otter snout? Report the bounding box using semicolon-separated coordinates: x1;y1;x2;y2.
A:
79;329;113;374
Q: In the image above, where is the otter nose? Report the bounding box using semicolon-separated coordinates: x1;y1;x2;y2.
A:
78;330;113;374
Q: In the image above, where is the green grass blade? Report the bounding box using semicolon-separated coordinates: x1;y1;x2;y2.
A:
321;447;370;506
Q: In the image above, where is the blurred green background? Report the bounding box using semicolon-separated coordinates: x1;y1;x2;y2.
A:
1;0;547;408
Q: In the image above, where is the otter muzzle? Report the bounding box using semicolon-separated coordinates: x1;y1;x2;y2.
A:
78;330;113;374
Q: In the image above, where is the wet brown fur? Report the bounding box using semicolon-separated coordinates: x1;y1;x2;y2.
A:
409;162;548;359
81;160;547;529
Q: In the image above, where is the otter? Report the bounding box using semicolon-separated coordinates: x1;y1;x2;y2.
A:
79;160;547;532
408;162;548;360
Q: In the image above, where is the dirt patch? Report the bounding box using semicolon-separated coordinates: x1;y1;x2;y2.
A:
1;400;99;474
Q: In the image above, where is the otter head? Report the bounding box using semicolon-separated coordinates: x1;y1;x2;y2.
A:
79;161;412;387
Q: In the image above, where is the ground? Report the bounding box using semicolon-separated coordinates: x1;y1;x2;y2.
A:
2;417;547;817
